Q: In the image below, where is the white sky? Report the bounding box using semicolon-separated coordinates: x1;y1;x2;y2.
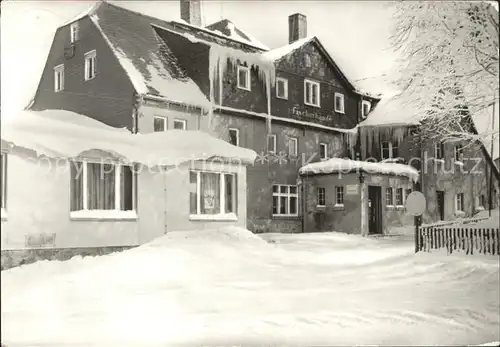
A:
0;0;398;114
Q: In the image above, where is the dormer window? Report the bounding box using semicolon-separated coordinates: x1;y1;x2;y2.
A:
361;100;371;118
334;93;345;113
276;77;288;99
303;53;312;68
237;65;251;91
304;79;320;107
70;22;79;43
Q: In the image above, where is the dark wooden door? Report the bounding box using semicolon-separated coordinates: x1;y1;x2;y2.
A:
368;186;383;235
436;190;445;221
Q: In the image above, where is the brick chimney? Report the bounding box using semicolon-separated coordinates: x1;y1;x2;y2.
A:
288;13;307;44
180;0;202;26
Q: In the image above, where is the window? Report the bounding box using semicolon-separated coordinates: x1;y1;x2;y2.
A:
228;128;239;146
455;193;464;212
334;93;345;113
361;100;371;118
303;53;312;67
319;143;328;160
386;187;394;206
288;137;298;156
84;50;96;81
335;186;344;206
237;65;250;91
304;79;320;107
70;22;79;43
381;141;399;160
272;185;298;216
479;194;485;208
54;64;64;92
70;161;136;216
395;188;404;206
0;153;6;212
190;171;237;217
434;142;444;160
267;134;276;153
153;116;167;132
173;119;187;130
455;144;464;162
276;77;288;99
317;187;326;207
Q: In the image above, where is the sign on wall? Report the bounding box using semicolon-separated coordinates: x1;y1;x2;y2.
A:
345;184;359;195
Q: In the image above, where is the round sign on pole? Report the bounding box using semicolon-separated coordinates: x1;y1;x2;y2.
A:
406;191;426;216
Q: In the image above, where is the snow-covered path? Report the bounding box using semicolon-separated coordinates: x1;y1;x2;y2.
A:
2;229;499;346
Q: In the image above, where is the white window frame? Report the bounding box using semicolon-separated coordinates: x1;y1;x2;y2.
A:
455;193;464;212
335;186;344;206
319;143;328;160
190;171;237;220
276;77;288;99
434;142;444;160
70;22;79;43
228;128;240;146
361;100;371;118
317;187;326;207
334;92;345;114
381;141;398;160
272;184;299;217
288;137;298;156
54;64;65;92
153;115;168;132
84;50;96;81
237;65;251;91
304;79;320;107
267;134;277;153
173;119;187;130
70;161;137;220
395;188;404;207
1;152;7;218
454;144;464;162
386;187;394;207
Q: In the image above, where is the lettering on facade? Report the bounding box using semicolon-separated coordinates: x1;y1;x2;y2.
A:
25;233;56;248
290;106;331;125
345;184;359;195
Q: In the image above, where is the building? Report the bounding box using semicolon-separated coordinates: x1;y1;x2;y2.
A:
0;110;255;269
356;94;500;224
27;0;379;234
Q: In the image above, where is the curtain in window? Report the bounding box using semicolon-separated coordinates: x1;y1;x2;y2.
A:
200;172;220;214
120;165;134;211
87;163;115;210
70;161;83;211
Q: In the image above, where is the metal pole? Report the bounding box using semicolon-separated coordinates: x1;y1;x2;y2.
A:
414;215;420;253
488;103;495;217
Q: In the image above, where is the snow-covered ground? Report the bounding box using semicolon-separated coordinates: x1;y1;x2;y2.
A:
2;227;499;347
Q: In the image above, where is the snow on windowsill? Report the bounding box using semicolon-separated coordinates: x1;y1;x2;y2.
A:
332;204;345;210
475;206;485;212
272;214;300;220
1;208;7;221
189;213;238;222
455;211;466;217
70;210;138;221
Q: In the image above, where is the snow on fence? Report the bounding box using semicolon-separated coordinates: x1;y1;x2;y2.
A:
416;226;500;255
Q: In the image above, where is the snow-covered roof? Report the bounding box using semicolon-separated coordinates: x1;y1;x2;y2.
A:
263;36;315;62
358;92;422;128
62;2;212;111
192;18;270;51
1;110;256;165
299;157;420;182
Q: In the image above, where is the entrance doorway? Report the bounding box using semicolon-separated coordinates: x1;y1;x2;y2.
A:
436;190;445;221
368;186;383;235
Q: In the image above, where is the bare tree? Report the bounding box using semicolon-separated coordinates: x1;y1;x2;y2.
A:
390;1;499;145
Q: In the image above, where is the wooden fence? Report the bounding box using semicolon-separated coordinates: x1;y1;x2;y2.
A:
416;226;500;255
